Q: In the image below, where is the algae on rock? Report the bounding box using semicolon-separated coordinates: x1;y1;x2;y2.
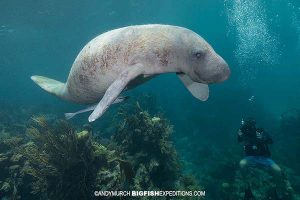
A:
0;101;204;200
112;102;181;190
23;116;122;200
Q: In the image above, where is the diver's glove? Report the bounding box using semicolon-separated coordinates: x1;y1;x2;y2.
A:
238;129;243;136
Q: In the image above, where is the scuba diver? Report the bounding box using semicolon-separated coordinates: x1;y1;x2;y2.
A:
237;118;283;200
238;118;281;173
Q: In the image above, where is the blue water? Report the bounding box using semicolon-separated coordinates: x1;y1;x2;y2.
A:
1;0;300;197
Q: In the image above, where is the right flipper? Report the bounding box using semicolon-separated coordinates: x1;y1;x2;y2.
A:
65;96;129;120
88;64;144;122
177;73;209;101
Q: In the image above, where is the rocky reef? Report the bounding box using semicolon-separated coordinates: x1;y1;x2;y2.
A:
1;101;300;200
112;102;180;190
0;102;201;200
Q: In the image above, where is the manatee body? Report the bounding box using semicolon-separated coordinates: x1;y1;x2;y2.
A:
31;24;230;122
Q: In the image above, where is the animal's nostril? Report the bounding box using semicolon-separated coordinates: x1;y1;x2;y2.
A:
221;66;230;81
224;66;230;75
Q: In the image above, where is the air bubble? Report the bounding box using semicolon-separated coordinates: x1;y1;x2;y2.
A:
225;0;280;84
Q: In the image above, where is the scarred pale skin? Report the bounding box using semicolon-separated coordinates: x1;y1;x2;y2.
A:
31;24;230;122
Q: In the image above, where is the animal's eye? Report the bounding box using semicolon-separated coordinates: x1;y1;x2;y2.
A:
194;51;203;59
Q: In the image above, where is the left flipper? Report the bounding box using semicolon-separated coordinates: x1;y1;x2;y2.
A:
65;96;129;120
88;64;144;122
177;73;209;101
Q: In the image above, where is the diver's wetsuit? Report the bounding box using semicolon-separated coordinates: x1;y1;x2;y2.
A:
238;127;273;159
238;124;276;200
238;121;284;200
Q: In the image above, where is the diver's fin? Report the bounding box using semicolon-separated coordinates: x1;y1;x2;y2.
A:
65;96;129;120
177;73;209;101
88;64;143;122
31;75;65;98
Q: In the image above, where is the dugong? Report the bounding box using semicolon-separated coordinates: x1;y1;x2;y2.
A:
31;24;230;122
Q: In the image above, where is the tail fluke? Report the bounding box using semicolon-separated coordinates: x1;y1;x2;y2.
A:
31;75;66;98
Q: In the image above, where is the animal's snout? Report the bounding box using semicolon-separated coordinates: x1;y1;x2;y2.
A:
194;55;230;84
219;61;230;82
209;57;230;83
